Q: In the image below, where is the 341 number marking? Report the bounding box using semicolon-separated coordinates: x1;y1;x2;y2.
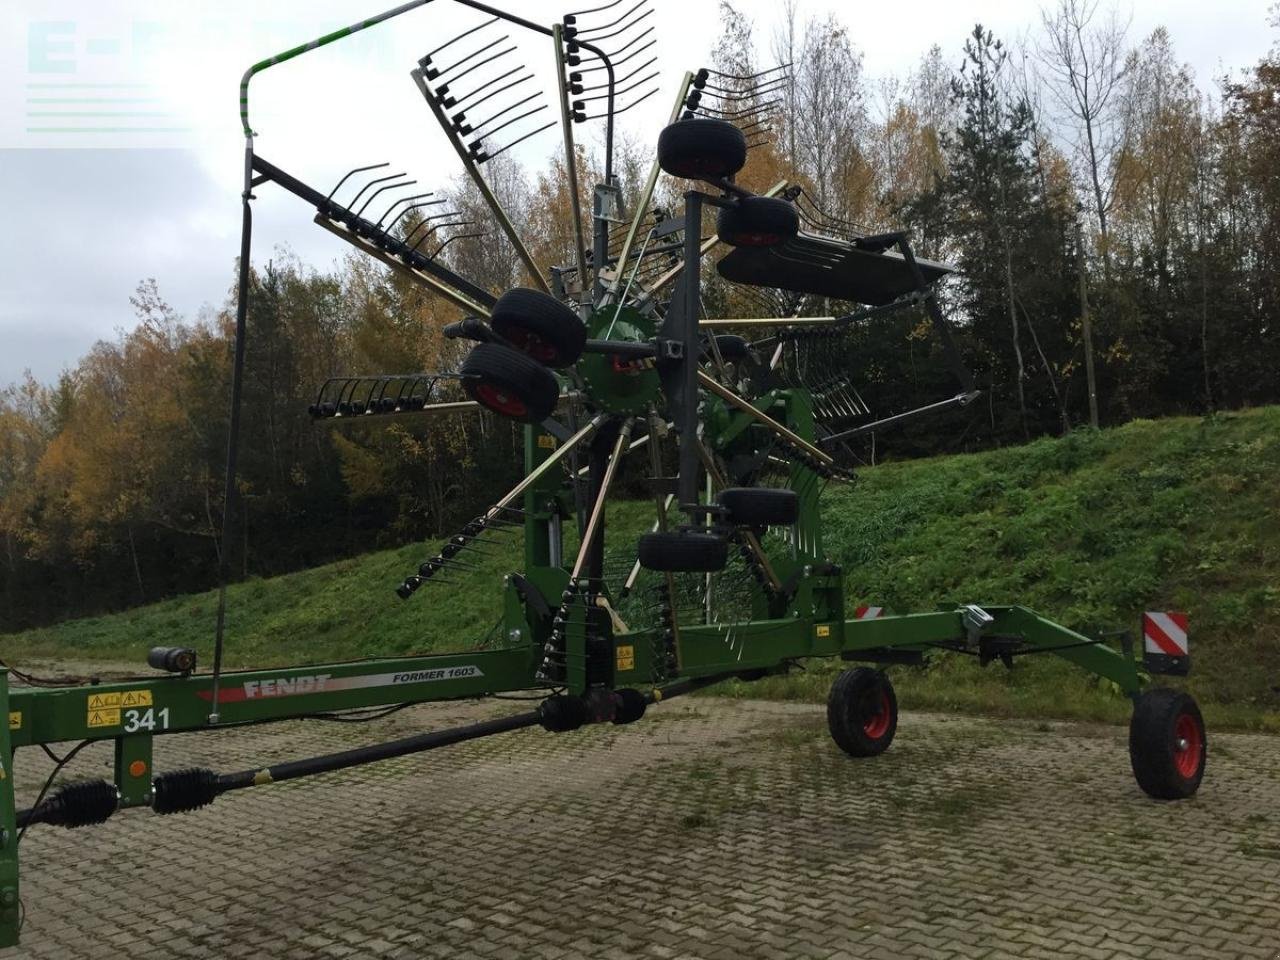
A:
123;707;170;733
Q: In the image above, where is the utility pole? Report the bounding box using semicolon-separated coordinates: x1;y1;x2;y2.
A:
1076;211;1099;429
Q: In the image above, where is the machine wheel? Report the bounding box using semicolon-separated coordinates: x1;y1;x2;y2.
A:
828;667;898;757
719;487;799;526
461;343;559;423
716;196;800;247
637;530;729;572
657;118;747;180
490;288;586;368
1129;687;1206;799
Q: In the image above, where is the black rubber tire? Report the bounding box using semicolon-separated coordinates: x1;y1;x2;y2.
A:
716;196;800;247
827;667;898;758
460;342;559;423
657;118;747;180
490;288;586;369
719;487;800;526
637;531;729;572
1129;687;1206;799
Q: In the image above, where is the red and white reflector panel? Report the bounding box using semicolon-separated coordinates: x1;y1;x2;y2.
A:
1143;612;1189;657
854;606;885;620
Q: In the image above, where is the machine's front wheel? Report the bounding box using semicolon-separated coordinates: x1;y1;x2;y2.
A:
827;667;898;757
1129;687;1206;799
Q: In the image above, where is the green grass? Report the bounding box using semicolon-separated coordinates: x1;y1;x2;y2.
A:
5;407;1280;730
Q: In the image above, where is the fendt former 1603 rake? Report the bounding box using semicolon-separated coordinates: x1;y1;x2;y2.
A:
0;0;1206;947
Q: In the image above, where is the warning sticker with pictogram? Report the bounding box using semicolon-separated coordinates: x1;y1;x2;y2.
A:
1143;612;1189;656
88;708;122;728
87;691;123;710
121;689;153;708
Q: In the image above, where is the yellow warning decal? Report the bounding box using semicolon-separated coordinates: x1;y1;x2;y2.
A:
815;624;832;638
87;691;123;710
8;711;20;731
88;708;121;728
537;434;557;449
121;689;153;708
616;644;635;672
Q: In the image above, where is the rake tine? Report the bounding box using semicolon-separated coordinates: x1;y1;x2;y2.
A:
581;87;656;121
375;191;435;229
423;16;499;60
325;161;389;204
576;57;657;92
572;0;647;34
575;5;653;45
427;229;485;261
577;37;654;73
429;34;510;81
468;92;541;137
453;69;532;114
355;178;417;219
348;171;406;215
478;121;557;163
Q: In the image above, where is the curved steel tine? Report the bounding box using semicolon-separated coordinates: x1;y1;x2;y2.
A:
577;70;657;103
468;92;540;136
700;75;790;98
337;378;361;409
432;34;509;79
578;37;654;73
438;43;517;85
428;230;485;261
575;3;652;43
567;0;627;18
706;62;792;82
403;206;463;247
738;117;771;134
452;67;529;111
390;198;449;236
480;120;556;163
423;15;498;60
409;217;472;253
471;103;547;145
375;191;435;229
573;0;646;33
577;57;656;92
696;98;781;120
325;162;389;204
583;24;653;62
582;85;656;120
356;178;416;219
347;172;406;215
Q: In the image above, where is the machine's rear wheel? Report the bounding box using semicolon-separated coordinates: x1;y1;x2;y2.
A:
716;196;799;247
637;530;729;572
461;343;559;423
1129;687;1206;799
657;118;747;180
828;667;898;757
490;288;586;368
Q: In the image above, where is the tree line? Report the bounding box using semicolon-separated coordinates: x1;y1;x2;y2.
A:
1;1;1277;631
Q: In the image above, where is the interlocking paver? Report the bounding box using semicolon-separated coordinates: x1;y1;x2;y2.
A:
5;698;1279;959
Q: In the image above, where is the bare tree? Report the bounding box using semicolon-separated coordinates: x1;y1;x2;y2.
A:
1037;0;1130;269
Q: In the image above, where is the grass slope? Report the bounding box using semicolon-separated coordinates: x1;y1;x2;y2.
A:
6;408;1278;730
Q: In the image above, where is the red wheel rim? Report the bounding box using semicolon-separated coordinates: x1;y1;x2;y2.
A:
1173;712;1203;779
474;382;528;418
863;690;892;740
504;327;559;365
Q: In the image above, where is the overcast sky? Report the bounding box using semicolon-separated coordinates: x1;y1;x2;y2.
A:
1;0;1274;388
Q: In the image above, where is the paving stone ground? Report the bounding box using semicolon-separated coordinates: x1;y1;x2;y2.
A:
5;694;1280;959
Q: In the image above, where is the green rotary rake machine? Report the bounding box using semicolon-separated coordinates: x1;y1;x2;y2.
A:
0;1;1206;947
